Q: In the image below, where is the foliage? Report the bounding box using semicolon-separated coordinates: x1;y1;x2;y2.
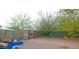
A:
0;25;1;28
8;13;31;32
6;9;79;37
34;12;55;36
56;9;79;37
35;12;55;31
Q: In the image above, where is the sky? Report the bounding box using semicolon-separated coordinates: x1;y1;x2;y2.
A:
0;0;79;28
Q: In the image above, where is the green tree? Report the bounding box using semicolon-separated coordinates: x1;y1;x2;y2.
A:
0;25;1;28
56;9;79;37
34;11;55;36
8;13;31;33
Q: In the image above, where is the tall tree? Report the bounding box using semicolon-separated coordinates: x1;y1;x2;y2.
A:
0;25;1;28
8;13;31;33
35;11;55;31
34;11;55;36
56;9;79;37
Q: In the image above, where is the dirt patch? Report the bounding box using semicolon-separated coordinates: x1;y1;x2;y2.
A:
21;37;79;49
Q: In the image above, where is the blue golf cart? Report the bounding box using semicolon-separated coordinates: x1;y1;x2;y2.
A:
0;29;23;49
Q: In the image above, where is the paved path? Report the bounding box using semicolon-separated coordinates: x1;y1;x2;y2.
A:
21;37;79;49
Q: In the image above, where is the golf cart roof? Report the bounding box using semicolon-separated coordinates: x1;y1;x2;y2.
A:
0;28;14;31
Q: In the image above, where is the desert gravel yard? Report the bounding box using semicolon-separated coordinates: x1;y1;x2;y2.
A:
21;37;79;49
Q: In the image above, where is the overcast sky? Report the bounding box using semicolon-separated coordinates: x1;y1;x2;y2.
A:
0;0;79;28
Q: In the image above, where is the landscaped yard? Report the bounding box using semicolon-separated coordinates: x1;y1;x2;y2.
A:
21;37;79;49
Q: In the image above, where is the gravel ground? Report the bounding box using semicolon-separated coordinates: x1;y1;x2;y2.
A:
20;37;79;49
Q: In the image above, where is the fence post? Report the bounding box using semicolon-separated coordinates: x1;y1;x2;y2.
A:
34;30;35;38
28;30;30;39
